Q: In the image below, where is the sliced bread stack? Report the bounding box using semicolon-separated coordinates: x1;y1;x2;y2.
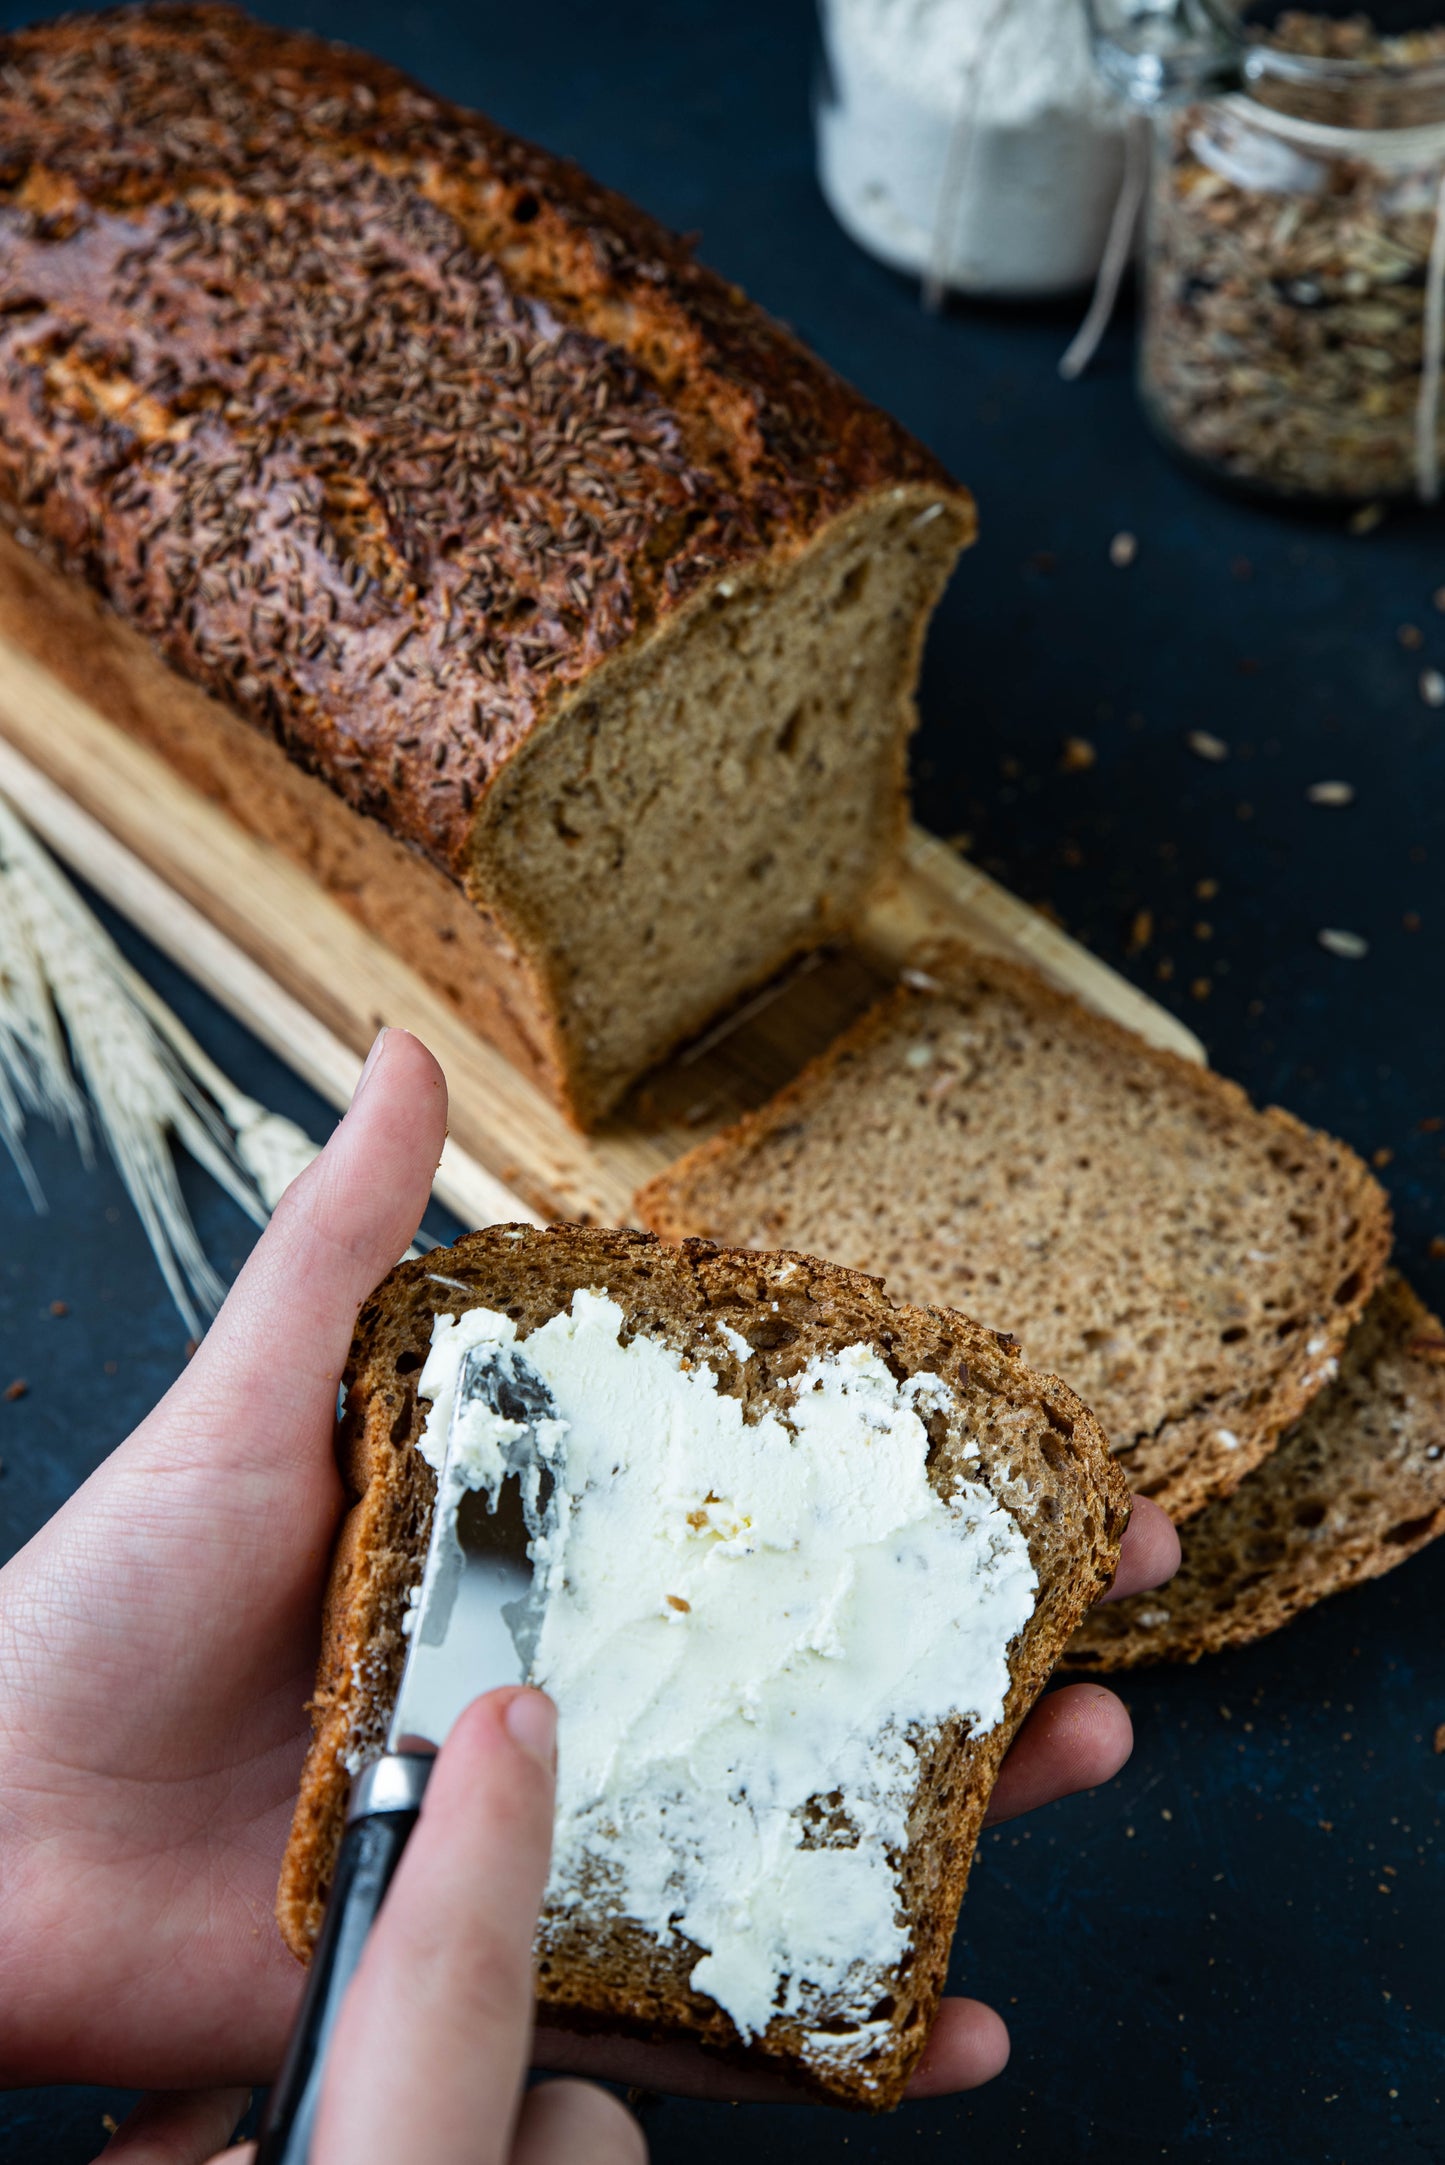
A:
637;944;1438;1665
1065;1275;1445;1668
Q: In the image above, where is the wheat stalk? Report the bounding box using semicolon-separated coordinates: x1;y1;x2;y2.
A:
0;791;336;1334
117;961;325;1211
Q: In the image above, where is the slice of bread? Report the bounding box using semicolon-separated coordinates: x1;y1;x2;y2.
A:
1063;1276;1445;1669
638;944;1391;1523
276;1224;1128;2110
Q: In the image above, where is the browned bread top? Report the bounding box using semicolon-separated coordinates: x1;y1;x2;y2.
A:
1064;1276;1445;1670
638;944;1392;1523
0;4;961;878
278;1224;1127;2110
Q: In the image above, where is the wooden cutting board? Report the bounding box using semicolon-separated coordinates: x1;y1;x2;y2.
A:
0;629;1203;1229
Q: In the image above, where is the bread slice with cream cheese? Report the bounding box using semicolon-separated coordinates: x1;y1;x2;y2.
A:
276;1224;1127;2111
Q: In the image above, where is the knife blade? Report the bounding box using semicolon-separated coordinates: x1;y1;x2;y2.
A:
255;1337;558;2165
388;1338;555;1750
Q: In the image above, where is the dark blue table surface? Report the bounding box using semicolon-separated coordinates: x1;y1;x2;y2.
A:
0;3;1441;2159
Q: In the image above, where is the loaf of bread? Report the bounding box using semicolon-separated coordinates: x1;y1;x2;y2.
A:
1064;1276;1445;1668
638;944;1392;1522
277;1224;1128;2110
0;4;972;1126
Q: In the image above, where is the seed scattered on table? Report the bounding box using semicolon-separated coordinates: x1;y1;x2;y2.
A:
1188;730;1229;761
1109;531;1138;568
1399;624;1424;650
1420;669;1445;708
1308;780;1356;805
4;1378;27;1401
1061;735;1097;771
1319;927;1369;958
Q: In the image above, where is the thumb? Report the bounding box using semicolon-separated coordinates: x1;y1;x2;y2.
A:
153;1027;448;1475
313;1689;559;2165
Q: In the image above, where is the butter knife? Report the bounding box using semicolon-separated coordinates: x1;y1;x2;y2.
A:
255;1340;554;2164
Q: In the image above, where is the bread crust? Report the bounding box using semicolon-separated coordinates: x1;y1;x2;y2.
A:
276;1224;1128;2110
0;522;580;1105
0;3;967;878
1063;1276;1445;1668
637;943;1393;1523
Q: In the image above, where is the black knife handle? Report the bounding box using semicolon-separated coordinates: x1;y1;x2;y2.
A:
255;1752;433;2165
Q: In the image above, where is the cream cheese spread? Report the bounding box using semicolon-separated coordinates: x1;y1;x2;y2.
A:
415;1290;1037;2050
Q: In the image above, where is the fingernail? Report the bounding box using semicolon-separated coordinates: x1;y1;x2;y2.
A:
504;1688;557;1767
351;1027;391;1107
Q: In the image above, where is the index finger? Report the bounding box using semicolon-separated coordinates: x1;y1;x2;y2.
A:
312;1689;558;2165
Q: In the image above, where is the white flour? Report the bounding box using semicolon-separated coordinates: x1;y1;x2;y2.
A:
816;0;1127;296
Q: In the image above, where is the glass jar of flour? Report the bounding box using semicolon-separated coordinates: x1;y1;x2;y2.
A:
815;0;1130;298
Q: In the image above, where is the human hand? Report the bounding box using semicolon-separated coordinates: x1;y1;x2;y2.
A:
213;1689;644;2165
0;1027;449;2097
0;1025;1177;2135
93;1520;1178;2162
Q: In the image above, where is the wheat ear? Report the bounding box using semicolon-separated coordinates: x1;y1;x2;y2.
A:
0;792;428;1326
0;792;269;1333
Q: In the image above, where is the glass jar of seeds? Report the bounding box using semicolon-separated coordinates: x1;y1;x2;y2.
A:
1094;2;1445;503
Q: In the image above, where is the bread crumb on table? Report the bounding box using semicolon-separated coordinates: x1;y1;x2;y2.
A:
1127;907;1153;954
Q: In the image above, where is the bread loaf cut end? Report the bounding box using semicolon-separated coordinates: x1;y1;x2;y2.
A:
468;488;968;1124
